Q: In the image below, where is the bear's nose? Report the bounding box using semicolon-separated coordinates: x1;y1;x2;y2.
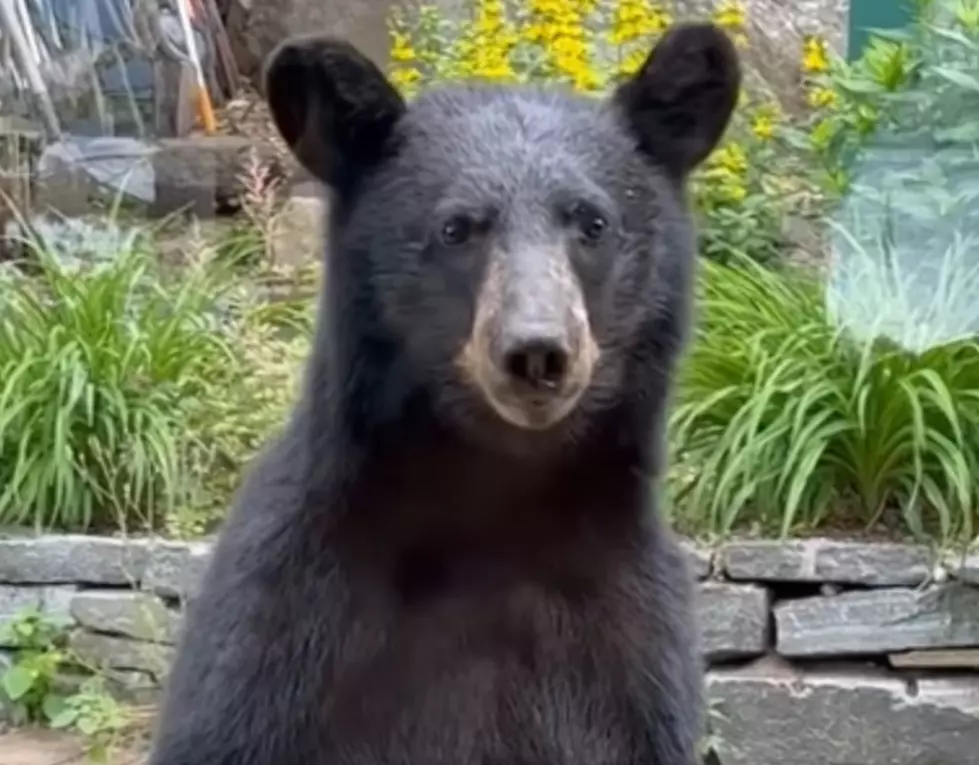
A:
502;336;570;391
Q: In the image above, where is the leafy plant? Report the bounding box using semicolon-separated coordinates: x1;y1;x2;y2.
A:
669;254;979;544
795;0;979;200
0;607;76;725
0;608;134;761
48;676;131;764
0;224;238;532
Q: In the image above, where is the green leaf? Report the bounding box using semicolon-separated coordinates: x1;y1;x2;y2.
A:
2;665;37;701
44;694;76;728
932;67;979;92
77;714;102;736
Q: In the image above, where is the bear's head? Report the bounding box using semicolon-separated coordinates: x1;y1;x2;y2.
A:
265;25;739;460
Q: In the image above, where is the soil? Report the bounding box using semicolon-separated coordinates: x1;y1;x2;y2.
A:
1;708;155;765
0;728;149;765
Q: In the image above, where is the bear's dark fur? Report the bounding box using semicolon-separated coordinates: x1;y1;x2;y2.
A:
148;23;739;765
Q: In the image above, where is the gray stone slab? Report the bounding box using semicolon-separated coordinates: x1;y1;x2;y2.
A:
720;539;933;586
678;538;713;579
775;585;979;657
143;540;213;601
0;535;149;585
103;668;163;707
271;193;326;268
68;631;174;681
706;662;979;765
70;590;180;644
0;585;77;645
698;583;771;662
946;550;979;585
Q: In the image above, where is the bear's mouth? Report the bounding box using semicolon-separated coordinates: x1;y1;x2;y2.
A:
480;382;588;431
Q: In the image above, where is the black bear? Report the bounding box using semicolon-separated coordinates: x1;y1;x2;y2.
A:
148;22;740;765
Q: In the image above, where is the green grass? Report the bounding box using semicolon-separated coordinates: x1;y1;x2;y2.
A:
0;236;241;532
668;254;979;545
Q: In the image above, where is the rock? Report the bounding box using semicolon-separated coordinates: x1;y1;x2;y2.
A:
720;539;933;586
151;136;281;218
232;0;396;84
271;193;327;268
70;590;181;644
889;649;979;669
0;587;47;628
698;583;771;662
0;535;149;585
103;668;163;706
707;661;979;765
143;540;213;601
679;538;713;579
775;584;979;657
946;550;979;585
32;156;91;217
68;631;174;680
0;586;78;643
676;0;847;113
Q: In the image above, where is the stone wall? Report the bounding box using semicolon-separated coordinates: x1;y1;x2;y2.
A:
2;533;977;764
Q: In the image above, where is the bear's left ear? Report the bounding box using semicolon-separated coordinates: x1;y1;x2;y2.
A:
612;23;741;178
264;34;407;192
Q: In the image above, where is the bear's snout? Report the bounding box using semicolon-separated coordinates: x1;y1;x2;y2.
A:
457;248;599;431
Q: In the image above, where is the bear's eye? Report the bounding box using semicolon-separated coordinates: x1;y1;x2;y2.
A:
439;216;474;247
568;201;609;244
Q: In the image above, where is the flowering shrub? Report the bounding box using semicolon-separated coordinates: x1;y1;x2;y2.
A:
387;0;815;265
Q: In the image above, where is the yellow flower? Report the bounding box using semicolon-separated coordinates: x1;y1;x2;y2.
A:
719;181;747;204
713;0;746;29
802;35;829;73
389;66;422;95
712;1;748;46
608;0;672;46
750;103;780;140
709;142;748;176
751;116;774;140
390;32;417;63
617;48;649;77
806;85;837;109
523;0;601;92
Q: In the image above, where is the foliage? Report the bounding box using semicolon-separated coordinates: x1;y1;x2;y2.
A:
48;676;131;764
0;607;75;725
0;189;315;534
793;0;979;199
386;0;814;266
0;608;132;761
0;227;239;532
669;254;979;544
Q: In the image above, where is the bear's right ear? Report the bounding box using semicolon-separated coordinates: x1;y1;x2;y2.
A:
612;23;741;179
264;35;407;191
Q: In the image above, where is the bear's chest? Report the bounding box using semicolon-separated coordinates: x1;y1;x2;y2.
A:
319;579;649;764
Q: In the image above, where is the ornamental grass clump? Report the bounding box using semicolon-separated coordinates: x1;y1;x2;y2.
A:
669;255;979;545
0;234;237;532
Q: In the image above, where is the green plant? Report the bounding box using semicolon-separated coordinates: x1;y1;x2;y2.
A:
48;676;131;764
668;254;979;545
0;608;135;761
0;223;238;532
0;607;75;725
795;0;979;199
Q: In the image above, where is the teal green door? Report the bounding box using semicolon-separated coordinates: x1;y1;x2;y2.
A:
847;0;916;60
